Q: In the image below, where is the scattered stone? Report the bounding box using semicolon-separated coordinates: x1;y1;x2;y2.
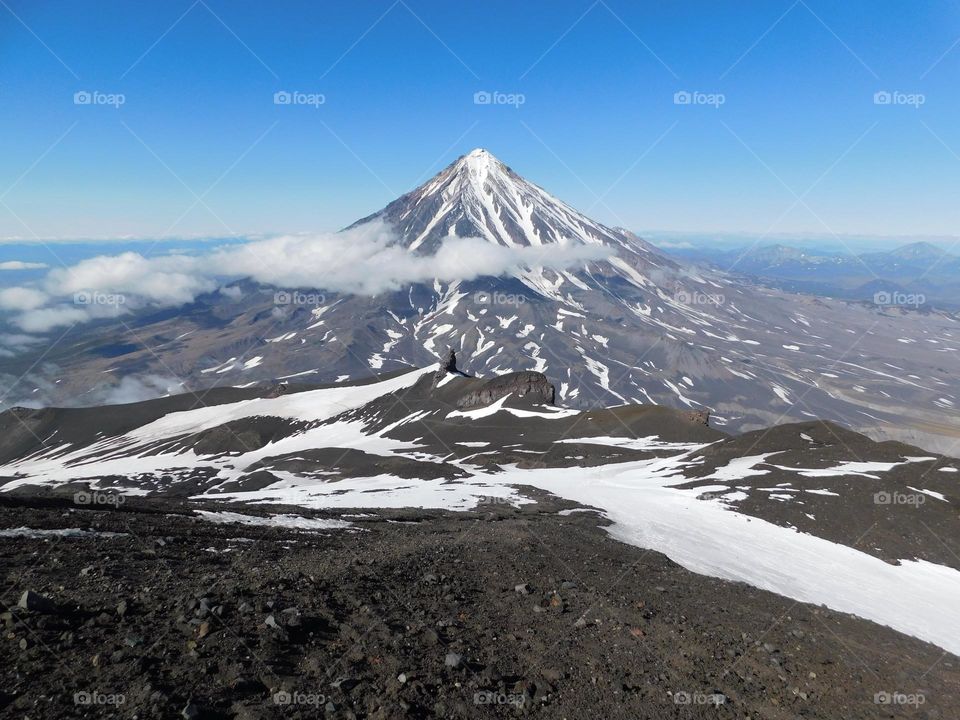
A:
182;702;201;719
514;583;530;595
541;668;562;684
18;590;57;614
444;652;463;668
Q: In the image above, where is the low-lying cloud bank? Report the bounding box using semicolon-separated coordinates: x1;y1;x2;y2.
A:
0;222;613;332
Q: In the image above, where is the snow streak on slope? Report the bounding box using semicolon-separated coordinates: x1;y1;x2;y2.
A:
0;366;438;490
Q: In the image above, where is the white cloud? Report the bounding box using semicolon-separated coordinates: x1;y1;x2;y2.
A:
11;222;614;326
0;287;49;311
101;374;184;405
45;251;215;305
14;306;91;332
0;261;48;270
0;333;44;358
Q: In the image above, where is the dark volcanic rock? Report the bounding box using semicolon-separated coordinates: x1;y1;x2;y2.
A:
440;348;458;374
456;371;555;409
684;410;710;426
18;590;58;614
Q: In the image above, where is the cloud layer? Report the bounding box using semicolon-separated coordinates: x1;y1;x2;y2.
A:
1;222;614;332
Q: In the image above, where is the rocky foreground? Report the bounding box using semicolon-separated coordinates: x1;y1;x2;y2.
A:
1;494;956;719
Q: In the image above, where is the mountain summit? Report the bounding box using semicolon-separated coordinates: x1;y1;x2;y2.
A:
349;148;649;254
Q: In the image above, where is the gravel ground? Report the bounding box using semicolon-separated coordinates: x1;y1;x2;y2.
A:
0;492;956;719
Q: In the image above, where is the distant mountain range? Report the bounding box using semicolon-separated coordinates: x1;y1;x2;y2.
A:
1;150;959;454
666;241;960;309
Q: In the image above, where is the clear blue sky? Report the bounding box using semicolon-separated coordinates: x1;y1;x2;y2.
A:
1;0;959;241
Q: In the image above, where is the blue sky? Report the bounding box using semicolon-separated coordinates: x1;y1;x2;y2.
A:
1;0;959;244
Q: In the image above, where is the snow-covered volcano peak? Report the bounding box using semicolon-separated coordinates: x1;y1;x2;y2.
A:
348;149;657;255
448;148;509;199
463;146;495;165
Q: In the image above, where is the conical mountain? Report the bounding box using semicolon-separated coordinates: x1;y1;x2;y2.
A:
349;148;657;257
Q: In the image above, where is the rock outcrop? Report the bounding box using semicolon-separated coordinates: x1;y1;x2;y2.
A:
684;410;710;427
456;371;555;410
440;348;458;374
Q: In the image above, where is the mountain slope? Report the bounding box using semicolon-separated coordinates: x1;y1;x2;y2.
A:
2;361;959;657
2;150;960;454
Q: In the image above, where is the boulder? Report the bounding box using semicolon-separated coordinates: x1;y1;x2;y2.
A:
457;371;555;409
683;410;710;426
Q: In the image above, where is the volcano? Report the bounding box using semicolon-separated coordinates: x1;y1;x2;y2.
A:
2;150;959;453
